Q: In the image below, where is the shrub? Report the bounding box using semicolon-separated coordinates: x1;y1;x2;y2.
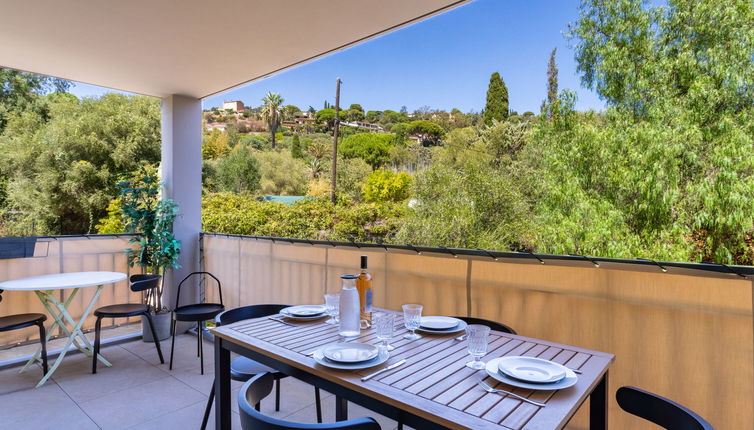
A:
363;169;412;202
255;151;308;195
216;147;261;193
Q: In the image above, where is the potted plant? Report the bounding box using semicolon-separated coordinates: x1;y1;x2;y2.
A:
119;165;181;342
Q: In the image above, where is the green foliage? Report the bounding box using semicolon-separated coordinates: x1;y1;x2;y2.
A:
95;197;125;234
397;157;531;250
0;67;71;132
255;150;308;195
291;133;303;159
406;120;445;146
202;193;405;242
315;108;346;131
329;156;371;201
543;48;559;119
363;170;412;203
339;133;395;169
216;147;261;193
483;72;509;125
118;165;181;312
202;128;229;159
0;93;161;234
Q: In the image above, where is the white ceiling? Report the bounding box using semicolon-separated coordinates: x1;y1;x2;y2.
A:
0;0;470;99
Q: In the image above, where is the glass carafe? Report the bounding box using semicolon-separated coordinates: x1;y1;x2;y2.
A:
338;274;361;338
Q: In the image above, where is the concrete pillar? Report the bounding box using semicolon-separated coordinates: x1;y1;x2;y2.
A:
161;95;202;310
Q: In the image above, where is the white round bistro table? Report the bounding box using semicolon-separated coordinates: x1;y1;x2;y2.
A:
0;271;127;387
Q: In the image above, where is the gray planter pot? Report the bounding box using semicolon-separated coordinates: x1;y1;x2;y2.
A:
141;312;172;342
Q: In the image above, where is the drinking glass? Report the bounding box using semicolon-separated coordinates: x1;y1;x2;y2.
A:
465;324;490;369
374;312;395;351
324;293;340;325
402;304;423;340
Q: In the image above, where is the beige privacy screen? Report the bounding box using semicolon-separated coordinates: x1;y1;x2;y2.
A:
203;234;752;430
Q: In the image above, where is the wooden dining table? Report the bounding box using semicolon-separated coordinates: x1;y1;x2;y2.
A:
212;308;614;430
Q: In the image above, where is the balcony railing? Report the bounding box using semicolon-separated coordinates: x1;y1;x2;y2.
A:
0;232;750;429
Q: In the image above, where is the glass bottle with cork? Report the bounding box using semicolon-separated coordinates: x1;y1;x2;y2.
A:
356;255;373;325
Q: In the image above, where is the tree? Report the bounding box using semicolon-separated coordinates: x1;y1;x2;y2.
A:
543;48;559;119
406;120;445;146
365;110;381;123
282;104;299;120
259;92;284;148
216;147;261;193
315;108;345;132
338;133;395;169
291;133;303;159
0;67;71;132
306;138;331;178
0;93;161;234
483;72;509;125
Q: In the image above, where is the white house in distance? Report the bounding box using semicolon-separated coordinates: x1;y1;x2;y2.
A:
222;100;244;112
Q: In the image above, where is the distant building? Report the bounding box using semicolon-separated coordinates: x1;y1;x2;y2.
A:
222;100;244;112
339;120;384;133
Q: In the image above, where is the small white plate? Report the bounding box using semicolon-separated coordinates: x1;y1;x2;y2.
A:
312;348;389;370
497;356;566;383
485;357;577;390
322;343;379;363
420;316;461;330
280;306;327;321
417;319;467;334
285;305;326;317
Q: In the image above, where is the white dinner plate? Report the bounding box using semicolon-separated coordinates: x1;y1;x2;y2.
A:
280;306;327;321
497;356;567;383
322;343;379;363
417;319;467;334
420;316;461;330
312;348;389;370
485;357;577;390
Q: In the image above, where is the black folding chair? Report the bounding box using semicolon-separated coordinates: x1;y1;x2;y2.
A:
169;271;224;375
0;289;48;376
238;372;380;430
453;316;517;334
92;274;164;373
201;304;323;430
616;386;714;430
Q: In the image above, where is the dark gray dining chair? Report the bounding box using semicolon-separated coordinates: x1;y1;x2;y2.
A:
238;372;381;430
616;386;714;429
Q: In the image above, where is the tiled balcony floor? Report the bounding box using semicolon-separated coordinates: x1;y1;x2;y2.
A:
0;334;402;430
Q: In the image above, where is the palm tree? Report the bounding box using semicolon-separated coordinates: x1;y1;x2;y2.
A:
259;92;284;148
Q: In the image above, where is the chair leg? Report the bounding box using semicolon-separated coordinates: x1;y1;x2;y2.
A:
275;377;281;411
143;312;165;364
92;316;103;374
199;321;204;375
197;321;201;357
201;379;215;430
169;318;177;370
315;387;322;423
397;423;403;430
37;322;48;376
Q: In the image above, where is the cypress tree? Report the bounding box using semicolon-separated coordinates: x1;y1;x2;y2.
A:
483;72;509;125
291;133;303;158
546;48;559;118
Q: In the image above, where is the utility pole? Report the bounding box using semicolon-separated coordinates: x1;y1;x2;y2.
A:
331;77;341;204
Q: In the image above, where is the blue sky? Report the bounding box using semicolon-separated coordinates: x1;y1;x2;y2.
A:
70;0;605;113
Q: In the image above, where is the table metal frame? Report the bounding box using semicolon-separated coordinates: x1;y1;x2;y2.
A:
19;285;112;386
